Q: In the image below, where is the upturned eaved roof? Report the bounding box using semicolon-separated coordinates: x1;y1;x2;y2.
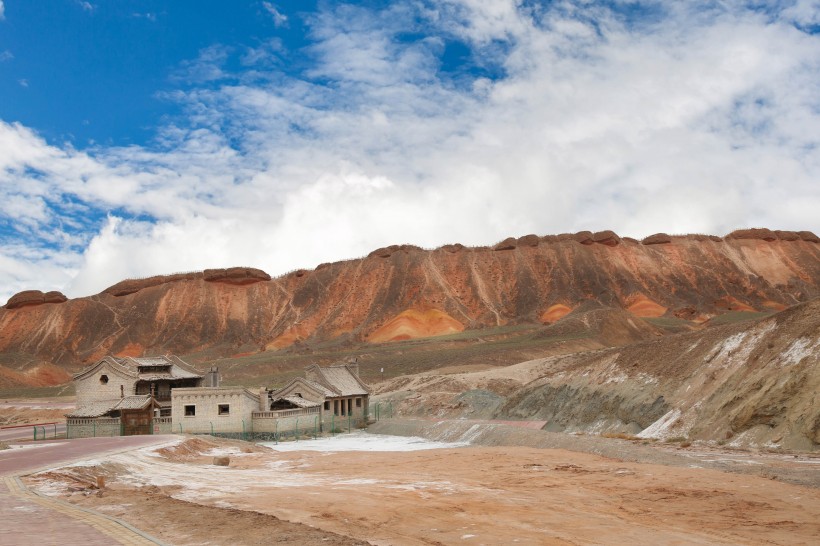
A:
73;354;203;382
269;377;335;401
305;364;370;397
67;395;154;418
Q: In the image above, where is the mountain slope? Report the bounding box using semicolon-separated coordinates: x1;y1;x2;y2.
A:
378;298;820;450
0;230;818;370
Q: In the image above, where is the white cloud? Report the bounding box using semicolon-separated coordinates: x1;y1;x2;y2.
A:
75;1;94;13
262;2;287;27
0;1;818;303
0;50;12;62
0;1;5;20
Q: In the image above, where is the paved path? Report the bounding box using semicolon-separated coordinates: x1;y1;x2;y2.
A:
0;435;177;545
0;423;66;443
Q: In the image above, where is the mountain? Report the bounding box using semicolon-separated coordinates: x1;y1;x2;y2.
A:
377;298;820;450
0;229;818;376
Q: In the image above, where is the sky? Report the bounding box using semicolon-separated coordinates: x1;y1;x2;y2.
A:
0;1;818;303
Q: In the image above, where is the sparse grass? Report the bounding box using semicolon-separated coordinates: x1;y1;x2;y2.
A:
601;432;641;441
706;311;773;326
194;323;594;387
644;317;697;333
0;384;74;399
0;441;9;450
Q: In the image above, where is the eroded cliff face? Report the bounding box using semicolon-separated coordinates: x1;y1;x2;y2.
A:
0;232;818;369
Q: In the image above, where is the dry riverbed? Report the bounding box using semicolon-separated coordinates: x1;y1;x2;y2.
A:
24;432;820;545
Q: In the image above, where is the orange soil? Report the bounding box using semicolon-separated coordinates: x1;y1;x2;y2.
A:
540;304;573;323
715;296;757;312
367;308;464;343
115;343;144;358
145;446;820;545
266;324;313;350
626;295;667;318
762;300;788;311
0;363;71;388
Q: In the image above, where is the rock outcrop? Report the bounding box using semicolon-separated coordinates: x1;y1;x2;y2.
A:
104;272;203;297
492;237;517;251
203;267;271;285
641;233;672;245
5;290;68;309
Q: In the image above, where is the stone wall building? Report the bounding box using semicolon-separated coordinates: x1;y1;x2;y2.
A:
171;387;264;435
67;355;207;437
172;363;371;439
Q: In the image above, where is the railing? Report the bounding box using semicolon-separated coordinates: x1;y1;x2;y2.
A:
66;418;121;425
253;407;320;419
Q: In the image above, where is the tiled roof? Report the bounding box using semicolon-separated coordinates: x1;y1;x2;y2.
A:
316;365;369;396
113;395;154;410
304;379;336;397
73;356;138;381
279;396;320;408
130;357;171;367
66;400;120;418
74;354;203;382
66;395;153;418
137;366;201;381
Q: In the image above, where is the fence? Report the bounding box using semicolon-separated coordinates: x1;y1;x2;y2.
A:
58;402;394;442
31;423;60;441
65;417;172;439
372;401;393;421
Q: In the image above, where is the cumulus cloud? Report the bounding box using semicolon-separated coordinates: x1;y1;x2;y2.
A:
0;0;818;303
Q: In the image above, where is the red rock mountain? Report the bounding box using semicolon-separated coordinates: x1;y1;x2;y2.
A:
0;231;818;370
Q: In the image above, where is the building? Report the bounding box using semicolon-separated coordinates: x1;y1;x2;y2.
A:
269;363;370;421
172;362;371;439
67;355;210;437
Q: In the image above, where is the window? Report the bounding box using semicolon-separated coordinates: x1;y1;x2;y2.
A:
99;375;109;384
218;404;230;416
324;401;330;411
184;405;196;416
356;398;362;408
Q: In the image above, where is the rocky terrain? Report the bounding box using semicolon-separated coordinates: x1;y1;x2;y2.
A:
27;434;820;545
375;298;820;450
0;229;817;380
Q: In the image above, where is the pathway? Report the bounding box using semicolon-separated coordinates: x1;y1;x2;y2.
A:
0;435;178;545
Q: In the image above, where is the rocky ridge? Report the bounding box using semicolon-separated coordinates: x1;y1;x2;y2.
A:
0;230;817;371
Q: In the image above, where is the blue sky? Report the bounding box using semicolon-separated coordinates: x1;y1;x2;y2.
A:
0;0;818;302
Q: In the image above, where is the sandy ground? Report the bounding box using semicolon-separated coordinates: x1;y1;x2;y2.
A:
0;399;72;427
25;433;820;546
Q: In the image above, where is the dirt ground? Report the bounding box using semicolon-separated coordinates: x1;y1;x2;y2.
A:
26;434;820;546
0;406;66;426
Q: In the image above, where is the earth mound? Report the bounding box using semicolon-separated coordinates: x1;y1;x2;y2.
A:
368;308;465;343
536;305;663;347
